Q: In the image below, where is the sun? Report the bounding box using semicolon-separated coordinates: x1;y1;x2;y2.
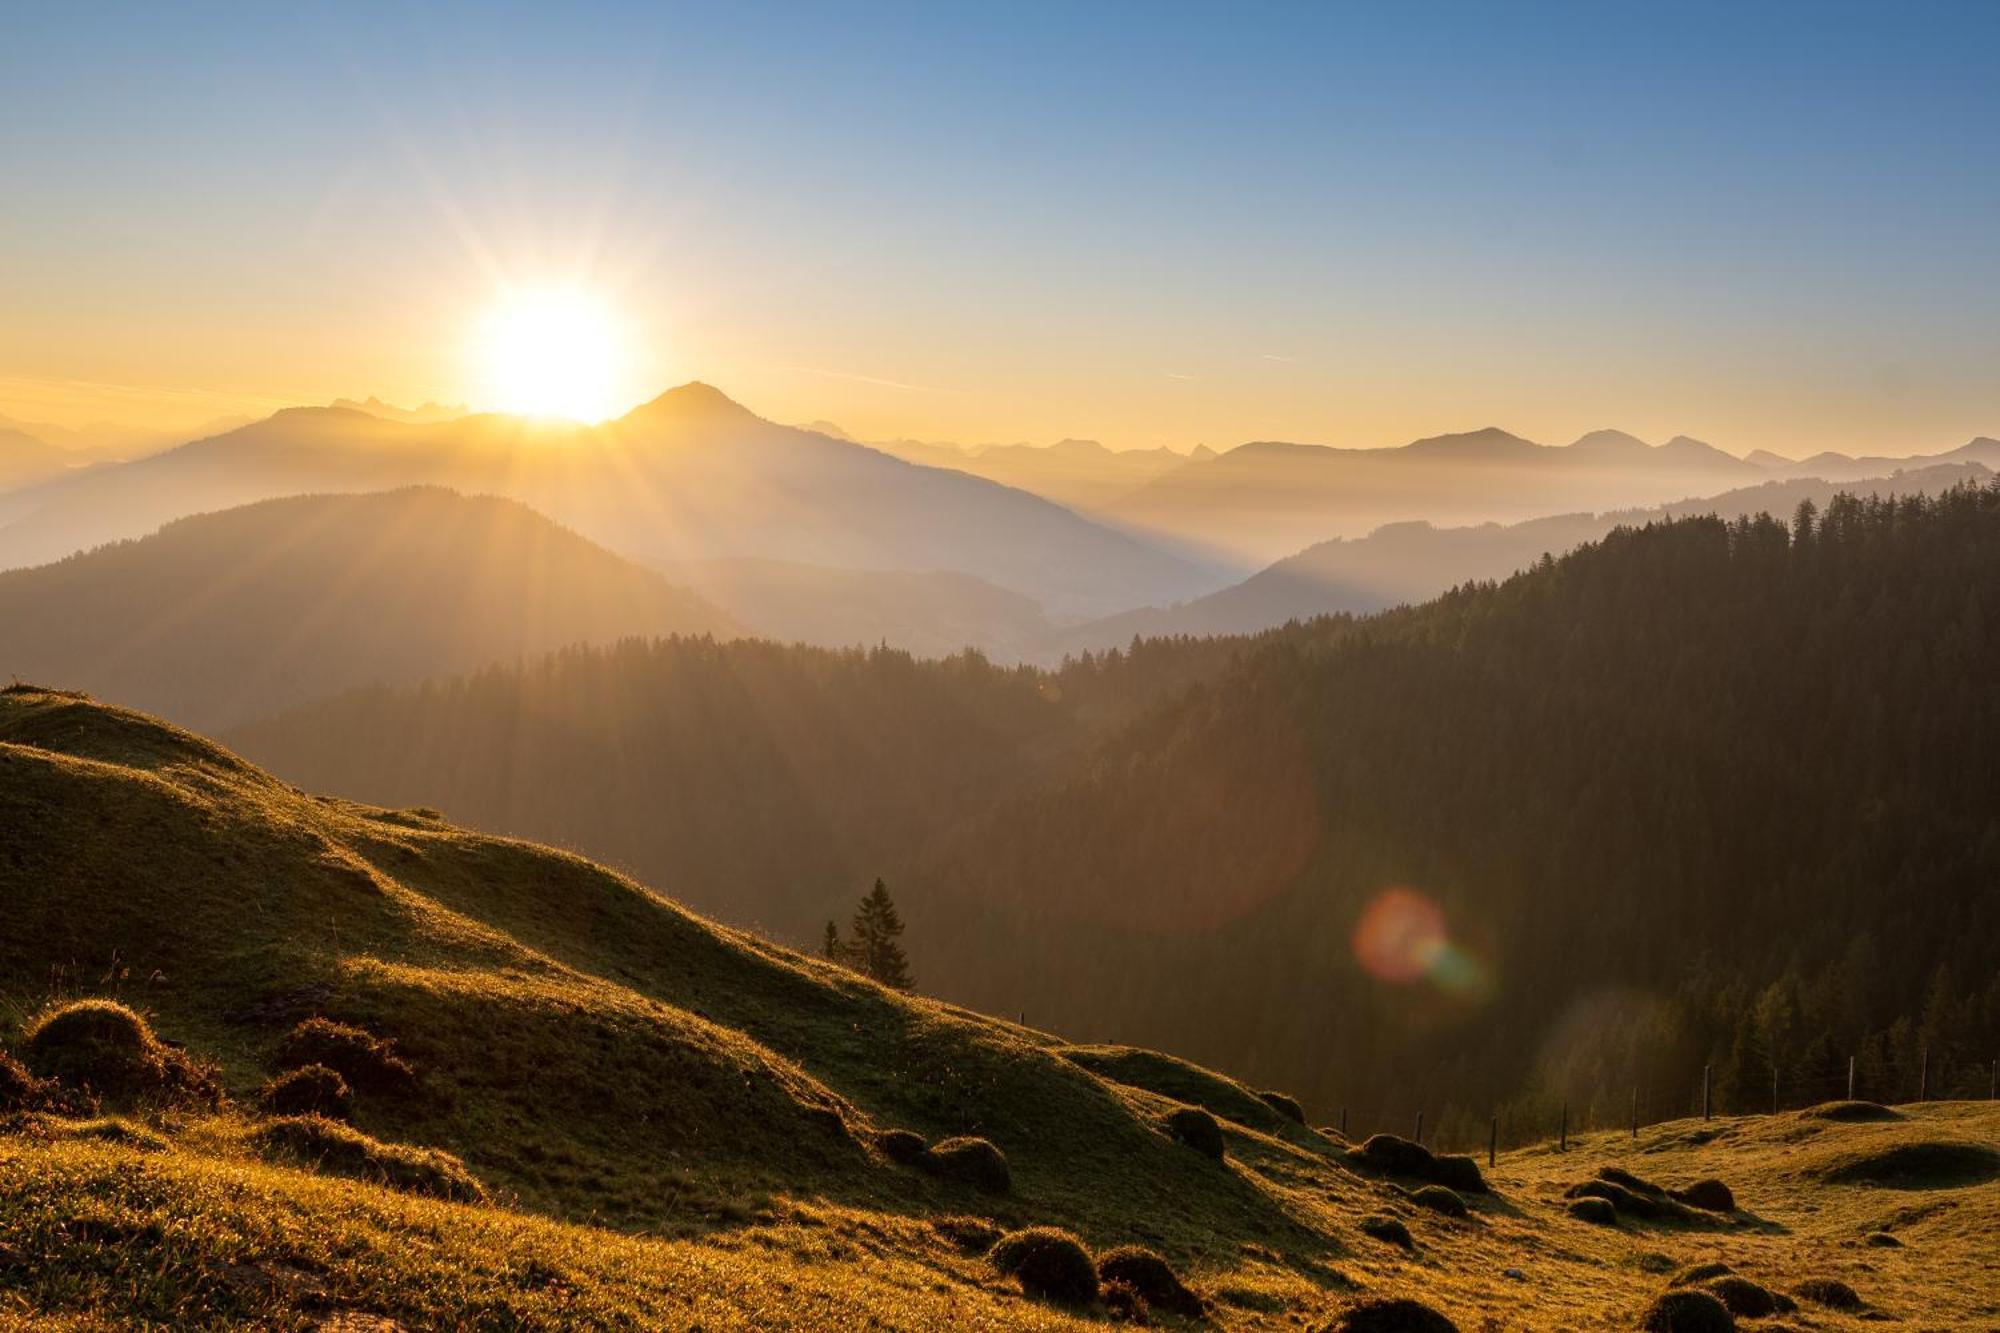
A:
474;285;631;422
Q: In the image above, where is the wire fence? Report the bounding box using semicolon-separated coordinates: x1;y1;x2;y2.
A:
1319;1046;2000;1165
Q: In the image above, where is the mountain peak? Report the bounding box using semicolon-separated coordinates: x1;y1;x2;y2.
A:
619;382;760;429
1569;429;1650;453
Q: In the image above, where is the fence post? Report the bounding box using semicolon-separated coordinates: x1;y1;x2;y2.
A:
1847;1055;1856;1102
1414;1110;1423;1145
1340;1106;1348;1139
1488;1114;1497;1168
1559;1102;1568;1152
1630;1086;1638;1139
1991;1056;1997;1101
1702;1064;1712;1121
1771;1066;1779;1116
1920;1047;1929;1102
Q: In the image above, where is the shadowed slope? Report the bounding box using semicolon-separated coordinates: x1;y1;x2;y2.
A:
0;487;738;732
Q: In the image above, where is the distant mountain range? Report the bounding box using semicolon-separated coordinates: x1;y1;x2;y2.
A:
0;487;735;732
0;385;1219;622
1045;461;1995;656
864;432;1213;514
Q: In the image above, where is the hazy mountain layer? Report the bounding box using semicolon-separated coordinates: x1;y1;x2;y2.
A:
0;487;736;732
1103;426;1769;563
0;385;1217;621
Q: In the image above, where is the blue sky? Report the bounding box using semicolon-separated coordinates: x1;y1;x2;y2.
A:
4;1;1998;453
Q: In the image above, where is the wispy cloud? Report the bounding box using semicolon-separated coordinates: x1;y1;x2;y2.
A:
790;366;954;393
1259;352;1297;363
1164;372;1195;382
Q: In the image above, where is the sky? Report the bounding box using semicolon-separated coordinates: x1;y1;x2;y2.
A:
4;1;1999;456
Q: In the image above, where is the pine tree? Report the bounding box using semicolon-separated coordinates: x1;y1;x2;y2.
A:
848;878;913;990
821;919;847;965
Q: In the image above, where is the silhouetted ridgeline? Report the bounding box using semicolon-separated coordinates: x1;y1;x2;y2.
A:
231;485;2000;1134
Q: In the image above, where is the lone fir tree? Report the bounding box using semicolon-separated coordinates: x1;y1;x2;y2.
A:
821;919;847;964
842;878;912;990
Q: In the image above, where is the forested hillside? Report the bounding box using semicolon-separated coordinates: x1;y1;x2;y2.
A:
227;484;2000;1142
229;633;1246;934
925;485;2000;1140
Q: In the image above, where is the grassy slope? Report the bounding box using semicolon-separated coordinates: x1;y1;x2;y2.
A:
3;686;1995;1329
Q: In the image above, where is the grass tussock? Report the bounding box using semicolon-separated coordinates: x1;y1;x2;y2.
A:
251;1116;485;1203
1166;1106;1225;1159
1638;1288;1732;1332
21;1000;217;1107
258;1064;352;1120
1323;1296;1460;1331
1352;1134;1486;1193
1096;1245;1203;1318
273;1018;417;1096
919;1136;1010;1193
990;1226;1098;1307
1800;1099;1902;1122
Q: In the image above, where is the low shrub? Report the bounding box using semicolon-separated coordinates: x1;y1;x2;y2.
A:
1672;1178;1734;1212
1792;1277;1862;1310
1166;1106;1225;1159
1097;1246;1203;1318
921;1136;1011;1193
1567;1196;1617;1225
22;1000;218;1105
253;1116;484;1203
258;1064;352;1120
1319;1296;1459;1331
874;1127;928;1165
1408;1184;1468;1218
1358;1214;1414;1249
1258;1090;1306;1124
1639;1289;1734;1332
990;1227;1098;1306
273;1018;417;1096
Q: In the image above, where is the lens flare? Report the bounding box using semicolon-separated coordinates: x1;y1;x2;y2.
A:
1351;886;1488;996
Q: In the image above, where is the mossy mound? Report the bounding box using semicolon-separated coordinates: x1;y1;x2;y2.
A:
920;1136;1010;1193
1801;1099;1901;1122
252;1116;485;1203
1319;1296;1459;1331
1792;1277;1862;1310
1408;1184;1468;1218
1672;1178;1734;1212
1863;1230;1902;1247
1097;1246;1204;1318
1258;1089;1306;1124
1568;1196;1617;1225
258;1064;352;1120
1352;1134;1487;1192
1703;1276;1791;1317
873;1127;928;1165
21;1000;217;1105
274;1018;417;1096
990;1227;1098;1306
1167;1106;1225;1159
1669;1261;1733;1287
1814;1140;2000;1188
1359;1213;1414;1248
1639;1288;1735;1332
